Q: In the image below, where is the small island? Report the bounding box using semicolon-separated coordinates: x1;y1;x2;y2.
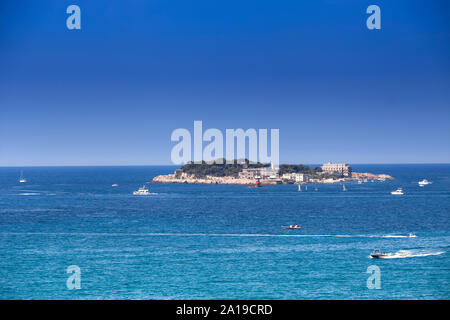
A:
152;159;394;185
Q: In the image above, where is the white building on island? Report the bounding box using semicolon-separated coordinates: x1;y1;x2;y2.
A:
281;173;310;183
321;162;352;177
239;165;279;180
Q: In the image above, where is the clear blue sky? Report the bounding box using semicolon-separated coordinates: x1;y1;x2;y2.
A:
1;0;449;166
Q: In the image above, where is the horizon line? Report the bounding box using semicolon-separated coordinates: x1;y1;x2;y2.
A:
1;162;450;168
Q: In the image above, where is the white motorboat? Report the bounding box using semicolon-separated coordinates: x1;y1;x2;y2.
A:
391;188;403;195
418;179;432;186
133;185;150;195
282;224;301;230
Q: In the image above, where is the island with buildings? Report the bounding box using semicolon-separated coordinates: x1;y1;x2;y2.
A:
152;160;394;185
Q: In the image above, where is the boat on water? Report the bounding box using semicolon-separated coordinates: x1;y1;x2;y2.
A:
409;233;417;238
342;184;346;191
298;184;301;192
112;184;119;187
370;249;390;258
18;171;27;183
418;179;432;186
282;224;301;230
358;180;362;184
133;185;150;195
391;188;403;195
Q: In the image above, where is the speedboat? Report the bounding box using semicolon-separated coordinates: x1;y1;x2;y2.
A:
112;184;119;187
391;188;403;195
133;185;150;195
282;224;301;230
408;233;417;238
418;179;432;186
370;249;389;258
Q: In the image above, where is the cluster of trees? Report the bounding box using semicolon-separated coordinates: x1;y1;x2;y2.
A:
278;164;322;176
177;159;269;178
177;159;326;179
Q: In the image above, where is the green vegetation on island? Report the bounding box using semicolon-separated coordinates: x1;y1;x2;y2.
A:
176;159;269;178
176;159;324;179
278;164;322;176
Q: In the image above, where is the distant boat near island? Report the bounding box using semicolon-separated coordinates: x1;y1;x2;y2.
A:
133;185;150;195
391;188;404;195
418;179;432;186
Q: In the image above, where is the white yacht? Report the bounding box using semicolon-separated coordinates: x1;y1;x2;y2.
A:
133;185;150;195
391;188;404;195
418;179;432;186
18;171;27;183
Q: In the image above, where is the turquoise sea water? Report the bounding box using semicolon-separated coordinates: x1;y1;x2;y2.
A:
0;165;449;299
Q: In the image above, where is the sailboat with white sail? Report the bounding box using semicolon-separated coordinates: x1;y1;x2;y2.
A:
19;170;27;183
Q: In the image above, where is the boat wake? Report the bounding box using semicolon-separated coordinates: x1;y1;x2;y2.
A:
370;249;445;259
378;235;409;238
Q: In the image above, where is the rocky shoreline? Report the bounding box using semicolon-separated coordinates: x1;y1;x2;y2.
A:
152;173;261;185
152;172;394;185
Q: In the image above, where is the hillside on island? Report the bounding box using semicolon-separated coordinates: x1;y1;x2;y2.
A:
278;164;322;176
175;159;323;178
176;159;269;178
